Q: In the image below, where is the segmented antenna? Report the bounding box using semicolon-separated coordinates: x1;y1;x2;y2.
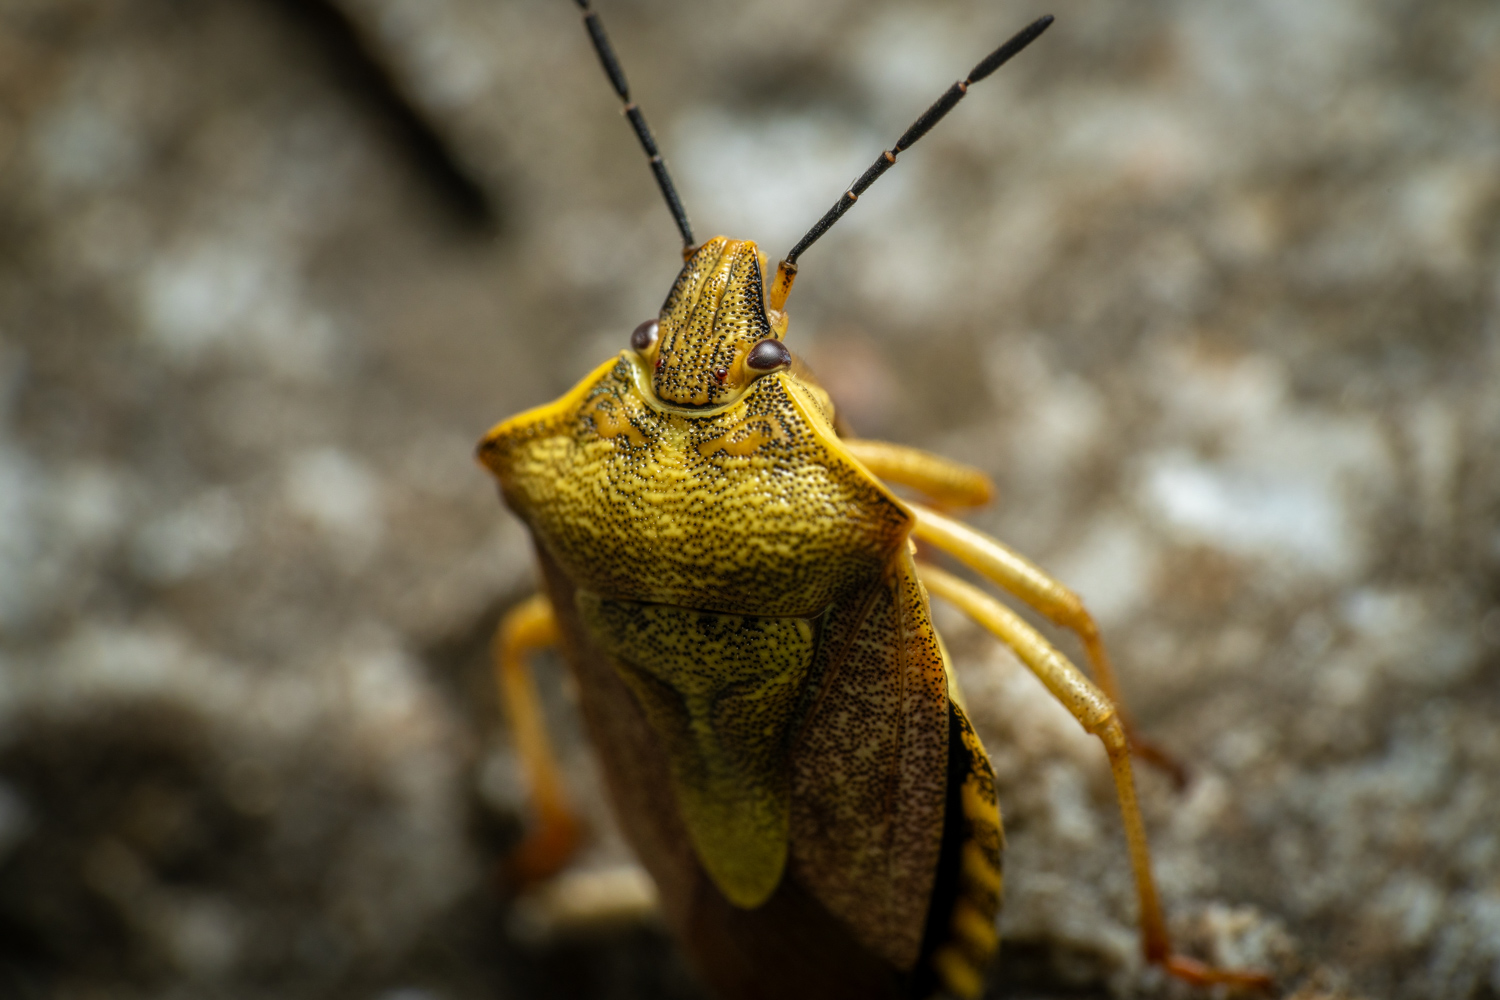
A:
782;15;1053;272
573;0;695;251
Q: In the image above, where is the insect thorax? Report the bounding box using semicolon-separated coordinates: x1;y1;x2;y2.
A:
481;354;910;619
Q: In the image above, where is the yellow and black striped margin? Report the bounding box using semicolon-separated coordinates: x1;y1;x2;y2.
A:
929;707;1004;999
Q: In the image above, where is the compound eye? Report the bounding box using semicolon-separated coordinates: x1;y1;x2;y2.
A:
746;338;791;372
630;319;659;352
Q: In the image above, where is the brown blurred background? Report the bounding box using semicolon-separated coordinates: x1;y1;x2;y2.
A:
1;0;1498;998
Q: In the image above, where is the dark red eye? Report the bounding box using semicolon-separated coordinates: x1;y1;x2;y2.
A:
631;319;659;352
746;338;791;372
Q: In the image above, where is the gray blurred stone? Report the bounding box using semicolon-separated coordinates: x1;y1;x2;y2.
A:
0;0;1496;997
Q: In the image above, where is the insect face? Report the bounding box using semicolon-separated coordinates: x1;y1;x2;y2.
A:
644;237;787;407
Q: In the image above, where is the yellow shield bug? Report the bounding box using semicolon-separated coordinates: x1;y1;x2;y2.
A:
476;3;1274;997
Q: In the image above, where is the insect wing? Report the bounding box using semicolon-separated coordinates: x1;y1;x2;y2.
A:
534;545;909;1000
789;547;952;971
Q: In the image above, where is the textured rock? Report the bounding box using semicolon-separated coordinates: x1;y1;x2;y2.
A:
0;0;1496;998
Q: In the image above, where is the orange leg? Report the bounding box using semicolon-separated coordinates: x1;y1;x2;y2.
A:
494;594;583;885
917;563;1273;991
841;438;996;509
833;439;1177;781
909;502;1186;787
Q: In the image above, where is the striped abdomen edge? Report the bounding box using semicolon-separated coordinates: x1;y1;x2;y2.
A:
926;704;1004;998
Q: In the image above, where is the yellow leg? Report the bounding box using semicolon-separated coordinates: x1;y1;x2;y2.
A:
917;564;1272;990
842;439;995;509
909;503;1184;786
494;594;583;885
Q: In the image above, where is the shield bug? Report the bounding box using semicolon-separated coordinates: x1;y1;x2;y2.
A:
477;3;1274;997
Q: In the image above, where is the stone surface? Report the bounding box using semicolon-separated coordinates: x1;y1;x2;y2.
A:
0;0;1497;998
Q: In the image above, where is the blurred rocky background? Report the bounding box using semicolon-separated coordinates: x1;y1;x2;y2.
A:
1;0;1497;998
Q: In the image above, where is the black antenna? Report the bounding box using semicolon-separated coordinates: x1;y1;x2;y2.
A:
573;0;695;251
782;14;1053;269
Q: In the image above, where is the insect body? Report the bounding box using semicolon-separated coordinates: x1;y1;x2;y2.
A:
478;4;1271;998
483;236;1000;998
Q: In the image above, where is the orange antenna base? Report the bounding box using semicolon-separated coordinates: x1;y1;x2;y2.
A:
769;259;797;317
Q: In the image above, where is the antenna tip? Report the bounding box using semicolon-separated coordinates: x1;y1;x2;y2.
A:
1023;14;1056;38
